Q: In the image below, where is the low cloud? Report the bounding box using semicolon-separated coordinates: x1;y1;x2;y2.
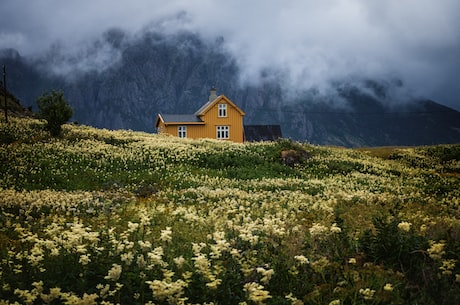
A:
0;0;459;109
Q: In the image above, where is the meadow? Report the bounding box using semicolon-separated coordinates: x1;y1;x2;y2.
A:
1;117;459;305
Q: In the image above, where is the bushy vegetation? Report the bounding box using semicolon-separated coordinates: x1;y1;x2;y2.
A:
36;90;73;137
1;117;460;305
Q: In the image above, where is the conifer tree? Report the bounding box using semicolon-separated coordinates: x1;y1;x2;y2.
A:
37;90;73;136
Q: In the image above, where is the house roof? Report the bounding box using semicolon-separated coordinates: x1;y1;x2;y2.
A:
194;95;245;116
155;90;245;128
161;114;203;123
244;125;283;142
193;99;216;115
155;113;204;127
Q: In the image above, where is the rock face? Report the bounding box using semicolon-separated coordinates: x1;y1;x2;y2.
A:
1;31;460;147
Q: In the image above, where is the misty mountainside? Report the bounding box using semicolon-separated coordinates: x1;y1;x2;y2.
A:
2;30;460;147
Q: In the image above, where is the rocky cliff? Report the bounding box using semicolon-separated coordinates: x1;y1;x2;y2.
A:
1;30;460;147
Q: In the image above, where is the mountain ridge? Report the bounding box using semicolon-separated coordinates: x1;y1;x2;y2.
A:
1;30;460;147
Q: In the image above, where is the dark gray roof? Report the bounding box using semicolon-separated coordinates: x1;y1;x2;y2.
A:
244;125;282;142
194;101;213;115
160;114;203;123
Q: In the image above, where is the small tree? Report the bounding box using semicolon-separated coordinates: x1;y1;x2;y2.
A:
37;90;73;136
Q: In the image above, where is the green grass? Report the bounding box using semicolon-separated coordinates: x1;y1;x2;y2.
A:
355;146;411;159
1;117;460;305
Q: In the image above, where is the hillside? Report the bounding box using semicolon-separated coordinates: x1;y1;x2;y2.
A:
2;31;460;147
0;85;34;118
1;117;460;304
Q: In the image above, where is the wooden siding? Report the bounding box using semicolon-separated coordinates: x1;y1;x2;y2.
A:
198;99;244;142
159;124;210;139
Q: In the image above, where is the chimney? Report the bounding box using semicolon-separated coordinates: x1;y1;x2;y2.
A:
209;87;217;102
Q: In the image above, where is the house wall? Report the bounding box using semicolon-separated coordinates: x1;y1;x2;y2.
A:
160;124;206;139
156;121;166;134
199;101;244;142
156;97;245;143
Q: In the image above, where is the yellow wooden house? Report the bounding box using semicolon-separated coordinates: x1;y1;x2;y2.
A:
155;88;246;142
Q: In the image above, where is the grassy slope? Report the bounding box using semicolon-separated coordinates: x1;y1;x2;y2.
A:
0;87;35;118
1;117;460;305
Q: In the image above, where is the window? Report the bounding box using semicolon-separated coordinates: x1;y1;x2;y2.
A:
218;104;227;117
178;126;187;138
216;126;229;139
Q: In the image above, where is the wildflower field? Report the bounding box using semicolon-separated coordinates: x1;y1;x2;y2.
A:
1;117;460;305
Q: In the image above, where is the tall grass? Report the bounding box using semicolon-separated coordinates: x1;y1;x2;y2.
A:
1;117;459;304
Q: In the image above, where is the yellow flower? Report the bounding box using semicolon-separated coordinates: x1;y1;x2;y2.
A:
397;221;411;232
330;223;342;234
174;256;186;268
428;241;445;260
206;278;222;289
160;226;172;242
79;254;91;265
309;223;329;237
383;283;394;291
294;255;309;265
256;267;275;284
440;259;457;276
147;278;187;301
359;288;375;300
286;293;304;305
244;282;272;304
104;264;122;281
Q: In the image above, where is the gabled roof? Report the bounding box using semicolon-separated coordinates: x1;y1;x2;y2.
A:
244;125;283;142
194;95;245;116
161;114;203;123
155;90;245;129
155;113;204;128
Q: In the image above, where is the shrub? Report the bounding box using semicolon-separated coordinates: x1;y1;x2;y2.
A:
37;90;73;136
0;121;17;144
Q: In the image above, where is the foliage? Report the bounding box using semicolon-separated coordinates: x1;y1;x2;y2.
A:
1;117;460;305
0;121;17;144
36;90;73;136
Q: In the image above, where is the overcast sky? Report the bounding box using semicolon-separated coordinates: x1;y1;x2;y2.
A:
1;0;459;109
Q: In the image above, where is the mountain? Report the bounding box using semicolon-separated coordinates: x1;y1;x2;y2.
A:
1;30;460;147
0;74;34;118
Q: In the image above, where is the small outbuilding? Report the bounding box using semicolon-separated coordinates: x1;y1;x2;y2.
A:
244;125;282;142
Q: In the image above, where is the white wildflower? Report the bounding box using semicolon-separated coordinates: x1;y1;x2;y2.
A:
244;282;272;304
359;288;375;300
397;221;411;232
160;226;172;242
383;283;394;291
79;254;91;265
104;264;122;281
330;223;342;233
294;255;309;265
256;267;274;284
428;240;445;260
348;258;357;264
309;223;329;237
174;256;186;268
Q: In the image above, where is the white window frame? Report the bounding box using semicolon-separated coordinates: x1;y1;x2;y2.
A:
218;103;227;117
216;126;230;139
178;126;187;138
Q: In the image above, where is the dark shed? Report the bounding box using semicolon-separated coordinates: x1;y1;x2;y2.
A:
244;125;282;142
